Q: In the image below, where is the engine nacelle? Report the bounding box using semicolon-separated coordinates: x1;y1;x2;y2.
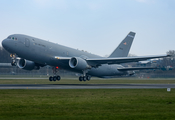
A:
17;58;39;70
69;57;89;70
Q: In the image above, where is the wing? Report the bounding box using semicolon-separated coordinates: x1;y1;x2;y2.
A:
86;54;170;67
55;54;170;67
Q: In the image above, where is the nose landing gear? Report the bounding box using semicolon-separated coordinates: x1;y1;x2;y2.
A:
10;54;17;66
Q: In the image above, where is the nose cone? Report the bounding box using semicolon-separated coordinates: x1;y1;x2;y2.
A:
2;39;8;49
2;39;12;53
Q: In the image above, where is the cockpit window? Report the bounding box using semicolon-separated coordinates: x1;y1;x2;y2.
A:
7;36;11;39
7;36;18;40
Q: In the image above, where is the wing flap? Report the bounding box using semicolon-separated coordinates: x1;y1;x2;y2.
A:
118;67;157;71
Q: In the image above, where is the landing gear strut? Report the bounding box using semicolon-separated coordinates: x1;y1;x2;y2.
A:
49;67;61;82
10;54;17;66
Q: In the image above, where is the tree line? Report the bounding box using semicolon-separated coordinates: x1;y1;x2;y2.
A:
161;50;175;67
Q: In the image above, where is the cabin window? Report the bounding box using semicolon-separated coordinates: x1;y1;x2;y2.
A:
15;38;18;40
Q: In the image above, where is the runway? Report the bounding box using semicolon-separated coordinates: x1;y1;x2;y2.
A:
0;84;175;89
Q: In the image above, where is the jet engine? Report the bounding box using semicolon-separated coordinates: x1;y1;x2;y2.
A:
17;58;40;70
69;57;90;70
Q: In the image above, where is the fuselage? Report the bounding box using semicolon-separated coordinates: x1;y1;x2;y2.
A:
2;34;127;77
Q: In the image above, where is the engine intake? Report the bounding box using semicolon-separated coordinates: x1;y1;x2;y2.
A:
69;57;89;70
17;58;40;70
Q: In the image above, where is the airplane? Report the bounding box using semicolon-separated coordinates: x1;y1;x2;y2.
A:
1;31;170;81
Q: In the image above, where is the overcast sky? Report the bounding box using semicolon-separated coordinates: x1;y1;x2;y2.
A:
0;0;175;56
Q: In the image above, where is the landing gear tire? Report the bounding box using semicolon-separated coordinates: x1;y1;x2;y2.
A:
53;76;57;81
83;76;86;81
86;76;91;81
79;76;83;81
56;76;61;81
49;76;53;81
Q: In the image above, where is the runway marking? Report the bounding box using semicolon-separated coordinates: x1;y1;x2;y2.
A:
0;84;175;89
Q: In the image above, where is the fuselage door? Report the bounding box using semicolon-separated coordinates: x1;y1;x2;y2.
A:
25;38;30;47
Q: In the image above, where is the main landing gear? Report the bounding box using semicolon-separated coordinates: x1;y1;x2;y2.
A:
79;70;91;82
49;67;61;82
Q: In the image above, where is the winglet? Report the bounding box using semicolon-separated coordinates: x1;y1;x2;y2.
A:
108;31;136;58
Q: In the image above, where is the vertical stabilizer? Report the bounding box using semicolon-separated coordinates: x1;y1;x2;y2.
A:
108;31;136;58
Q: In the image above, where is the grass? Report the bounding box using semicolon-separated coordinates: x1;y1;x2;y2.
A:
0;89;175;120
0;77;174;119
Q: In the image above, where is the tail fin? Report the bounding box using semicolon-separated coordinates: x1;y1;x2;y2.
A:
108;31;136;58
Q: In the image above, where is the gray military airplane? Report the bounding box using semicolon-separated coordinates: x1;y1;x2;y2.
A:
1;31;169;81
